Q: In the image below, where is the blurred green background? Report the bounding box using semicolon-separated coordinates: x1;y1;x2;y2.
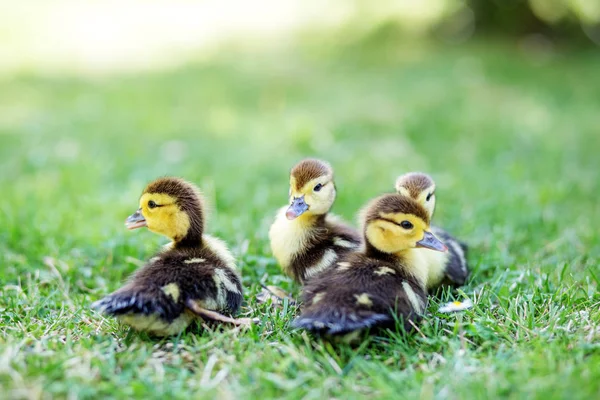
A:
1;1;599;399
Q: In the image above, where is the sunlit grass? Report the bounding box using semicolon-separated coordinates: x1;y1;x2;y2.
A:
0;39;599;399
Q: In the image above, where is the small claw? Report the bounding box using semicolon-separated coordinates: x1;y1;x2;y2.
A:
186;299;257;327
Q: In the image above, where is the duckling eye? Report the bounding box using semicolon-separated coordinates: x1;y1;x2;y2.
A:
148;200;158;209
400;221;413;229
426;193;433;201
314;183;323;192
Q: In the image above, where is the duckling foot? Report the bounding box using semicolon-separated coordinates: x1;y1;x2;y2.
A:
186;299;258;327
256;285;297;306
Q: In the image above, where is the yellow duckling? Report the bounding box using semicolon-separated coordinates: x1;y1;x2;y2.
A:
93;177;248;336
293;194;447;336
269;159;361;283
395;172;469;289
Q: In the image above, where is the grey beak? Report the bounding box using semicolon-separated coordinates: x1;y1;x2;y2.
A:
125;208;147;230
416;231;448;252
285;196;309;220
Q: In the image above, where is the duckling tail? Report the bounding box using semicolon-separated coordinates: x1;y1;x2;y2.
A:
292;310;391;336
91;285;183;321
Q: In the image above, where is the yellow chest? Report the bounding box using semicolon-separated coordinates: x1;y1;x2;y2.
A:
397;250;430;290
269;207;313;272
418;248;450;289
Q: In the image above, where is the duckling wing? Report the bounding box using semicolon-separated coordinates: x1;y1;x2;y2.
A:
91;280;192;337
293;305;391;335
135;252;243;315
92;262;181;318
91;282;185;321
326;214;362;249
294;258;424;335
92;251;242;332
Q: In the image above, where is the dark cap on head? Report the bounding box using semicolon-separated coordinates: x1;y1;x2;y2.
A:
290;159;333;190
363;194;430;225
144;177;202;204
395;172;435;199
143;177;204;237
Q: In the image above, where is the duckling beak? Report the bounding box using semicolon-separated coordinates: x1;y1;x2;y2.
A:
286;196;309;220
125;208;147;230
416;231;448;252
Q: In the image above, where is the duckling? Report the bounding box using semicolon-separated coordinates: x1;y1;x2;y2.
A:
293;194;447;336
269;159;361;283
395;172;469;289
92;177;248;336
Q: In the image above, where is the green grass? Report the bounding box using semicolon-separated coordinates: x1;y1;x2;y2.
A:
1;39;599;399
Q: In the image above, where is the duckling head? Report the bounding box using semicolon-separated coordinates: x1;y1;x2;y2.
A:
363;194;447;254
125;177;204;244
286;159;335;220
395;172;436;219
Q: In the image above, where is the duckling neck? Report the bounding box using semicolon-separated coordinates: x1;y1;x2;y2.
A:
173;214;204;248
174;232;202;248
364;242;397;263
393;248;428;289
294;213;326;227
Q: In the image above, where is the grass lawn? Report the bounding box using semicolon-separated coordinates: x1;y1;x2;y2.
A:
1;38;599;399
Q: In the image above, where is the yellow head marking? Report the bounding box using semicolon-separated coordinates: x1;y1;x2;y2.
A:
289;176;298;192
354;293;373;307
365;212;429;254
395;173;436;219
378;212;426;228
415;185;436;220
139;193;190;241
288;175;336;217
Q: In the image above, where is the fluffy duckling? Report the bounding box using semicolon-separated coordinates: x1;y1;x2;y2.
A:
93;177;247;336
269;159;361;283
293;194;447;336
395;172;469;289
